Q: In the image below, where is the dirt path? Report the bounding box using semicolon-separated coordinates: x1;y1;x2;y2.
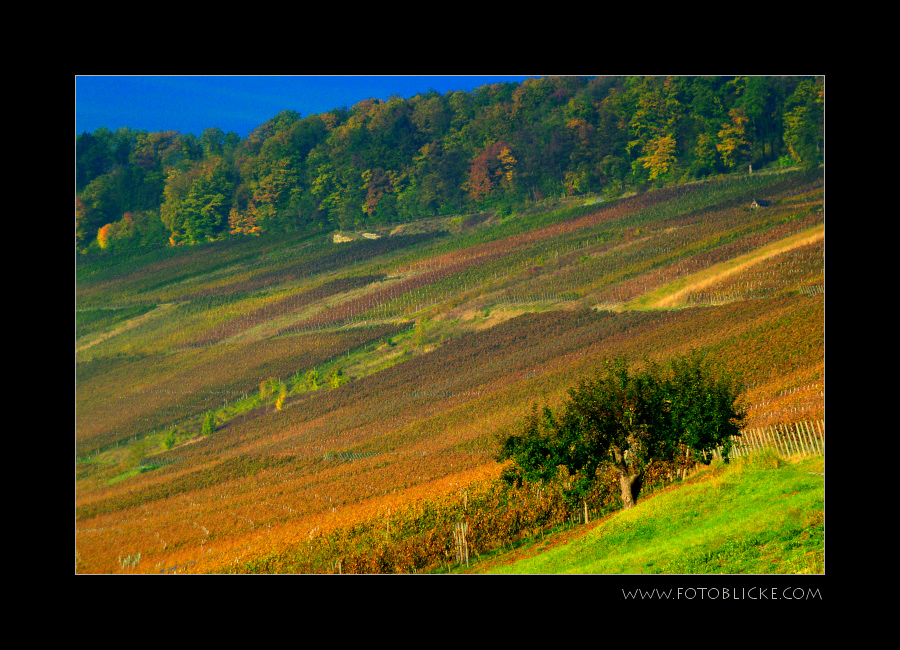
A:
76;303;178;353
628;224;824;310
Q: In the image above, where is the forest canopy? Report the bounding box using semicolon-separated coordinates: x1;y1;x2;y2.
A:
76;76;824;253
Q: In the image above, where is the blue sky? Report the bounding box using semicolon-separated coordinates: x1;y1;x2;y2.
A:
75;75;538;138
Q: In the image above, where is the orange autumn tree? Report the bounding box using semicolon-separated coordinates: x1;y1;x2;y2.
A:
96;223;113;249
96;213;135;249
361;168;395;216
464;141;517;202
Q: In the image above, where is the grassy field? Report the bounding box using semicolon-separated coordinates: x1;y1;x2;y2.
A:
468;452;824;574
75;169;824;574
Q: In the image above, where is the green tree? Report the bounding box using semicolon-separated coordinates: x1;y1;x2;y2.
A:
162;428;177;450
76;128;114;191
783;79;824;167
161;157;234;244
77;174;123;249
260;377;280;400
276;383;288;410
690;132;720;177
497;352;745;512
740;76;785;164
200;127;226;158
128;439;148;469
328;366;349;389
664;350;747;467
201;411;216;435
717;108;752;170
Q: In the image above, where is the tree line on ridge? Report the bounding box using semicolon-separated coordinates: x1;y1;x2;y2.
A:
76;76;824;254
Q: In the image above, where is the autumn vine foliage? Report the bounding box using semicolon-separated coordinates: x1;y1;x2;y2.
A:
76;102;822;573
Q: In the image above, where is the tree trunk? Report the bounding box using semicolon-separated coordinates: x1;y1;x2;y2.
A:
618;470;643;510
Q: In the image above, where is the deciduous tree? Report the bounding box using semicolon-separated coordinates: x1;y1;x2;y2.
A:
717;108;751;169
497;352;745;511
639;135;677;181
201;411;216;435
464;141;517;202
783;79;824;166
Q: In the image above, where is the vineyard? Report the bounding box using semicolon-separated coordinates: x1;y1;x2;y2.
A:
75;168;824;574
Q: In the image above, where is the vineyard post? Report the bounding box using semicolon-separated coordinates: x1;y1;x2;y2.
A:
807;420;819;454
774;424;787;455
767;425;780;456
795;423;809;456
780;423;792;454
803;420;820;454
802;421;817;454
782;423;796;456
773;426;785;455
781;424;800;455
465;522;469;568
785;423;807;456
777;425;789;456
769;424;780;454
760;426;781;453
798;421;810;453
786;423;799;456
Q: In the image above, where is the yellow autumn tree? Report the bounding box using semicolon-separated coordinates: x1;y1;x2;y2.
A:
498;146;517;184
228;203;261;236
564;170;589;195
639;135;677;181
717;108;751;169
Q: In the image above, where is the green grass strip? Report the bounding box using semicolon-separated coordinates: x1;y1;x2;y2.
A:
483;453;824;574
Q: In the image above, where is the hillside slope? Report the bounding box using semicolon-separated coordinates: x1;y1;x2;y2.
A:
469;454;824;574
75;169;824;574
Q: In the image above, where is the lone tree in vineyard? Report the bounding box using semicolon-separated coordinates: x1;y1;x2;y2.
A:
497;351;746;511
